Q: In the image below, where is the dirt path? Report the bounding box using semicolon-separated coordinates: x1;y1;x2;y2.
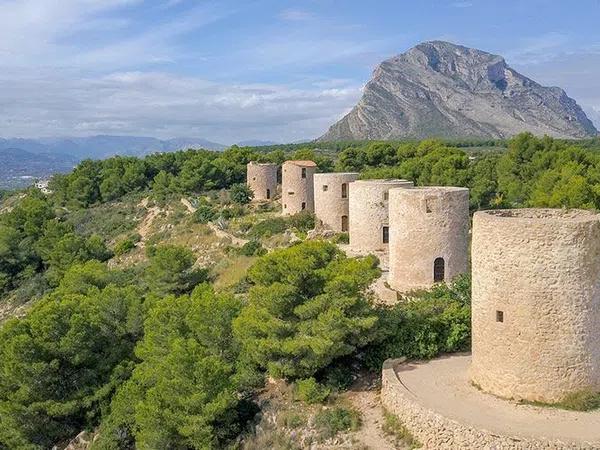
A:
136;198;162;246
207;223;249;247
180;197;196;213
345;374;407;450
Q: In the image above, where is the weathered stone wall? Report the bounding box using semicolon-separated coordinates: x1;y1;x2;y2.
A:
313;172;358;232
471;209;600;403
348;179;413;253
388;187;469;292
247;162;278;201
381;359;598;449
281;161;317;215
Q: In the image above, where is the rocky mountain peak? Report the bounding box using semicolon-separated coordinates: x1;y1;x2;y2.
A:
320;41;597;141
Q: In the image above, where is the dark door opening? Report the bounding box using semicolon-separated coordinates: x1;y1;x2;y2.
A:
433;257;445;282
266;189;271;199
341;215;348;232
301;202;306;210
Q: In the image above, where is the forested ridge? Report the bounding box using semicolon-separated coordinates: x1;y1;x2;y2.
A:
0;133;599;449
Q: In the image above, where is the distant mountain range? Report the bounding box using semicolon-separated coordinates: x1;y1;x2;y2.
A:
0;135;281;189
320;41;598;141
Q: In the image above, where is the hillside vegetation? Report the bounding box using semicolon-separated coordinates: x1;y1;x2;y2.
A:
0;133;599;449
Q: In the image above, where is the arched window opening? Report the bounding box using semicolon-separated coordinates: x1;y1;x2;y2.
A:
341;215;348;232
433;257;445;282
341;183;348;198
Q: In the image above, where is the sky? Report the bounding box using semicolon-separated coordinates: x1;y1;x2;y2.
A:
0;0;599;144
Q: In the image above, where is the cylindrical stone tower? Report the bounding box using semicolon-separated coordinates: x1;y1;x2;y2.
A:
247;162;278;201
470;209;600;403
281;160;317;215
348;179;413;253
314;172;359;232
388;187;469;292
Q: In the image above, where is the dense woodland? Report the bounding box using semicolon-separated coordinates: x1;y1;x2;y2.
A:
0;133;599;448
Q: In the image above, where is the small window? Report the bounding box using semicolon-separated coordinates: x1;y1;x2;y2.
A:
496;311;504;323
301;202;306;210
383;191;389;201
284;204;287;209
341;215;348;232
425;199;432;213
288;191;295;195
382;226;389;244
252;177;256;181
323;185;328;191
301;168;306;178
433;257;445;282
341;183;348;198
266;189;271;199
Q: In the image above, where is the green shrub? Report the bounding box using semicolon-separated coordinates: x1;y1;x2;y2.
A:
314;407;361;439
288;211;315;232
321;361;355;391
333;232;349;244
192;204;217;223
363;274;471;370
249;216;288;238
278;411;307;429
234;241;380;379
221;204;247;219
559;391;600;411
295;378;330;404
230;183;253;204
240;240;266;257
114;238;137;256
382;410;421;449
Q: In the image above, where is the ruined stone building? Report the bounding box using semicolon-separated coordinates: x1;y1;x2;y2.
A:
470;209;600;403
348;179;413;253
281;160;317;215
313;172;359;232
246;162;278;201
388;187;469;292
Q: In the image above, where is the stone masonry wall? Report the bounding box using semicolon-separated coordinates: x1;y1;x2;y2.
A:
381;359;597;450
471;209;600;403
281;161;317;215
388;187;469;292
313;172;358;232
348;179;413;253
247;162;278;201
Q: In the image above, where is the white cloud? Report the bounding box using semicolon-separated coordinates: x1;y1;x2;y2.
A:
0;0;235;70
0;69;362;143
451;1;473;8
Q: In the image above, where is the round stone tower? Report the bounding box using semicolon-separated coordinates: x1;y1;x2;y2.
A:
314;172;359;232
470;209;600;403
348;179;414;253
388;187;469;292
281;160;317;215
247;162;278;201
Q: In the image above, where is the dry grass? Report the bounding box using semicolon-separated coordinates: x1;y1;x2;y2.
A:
213;255;256;290
382;409;421;449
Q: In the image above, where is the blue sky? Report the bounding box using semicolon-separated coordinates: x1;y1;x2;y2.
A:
0;0;599;144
